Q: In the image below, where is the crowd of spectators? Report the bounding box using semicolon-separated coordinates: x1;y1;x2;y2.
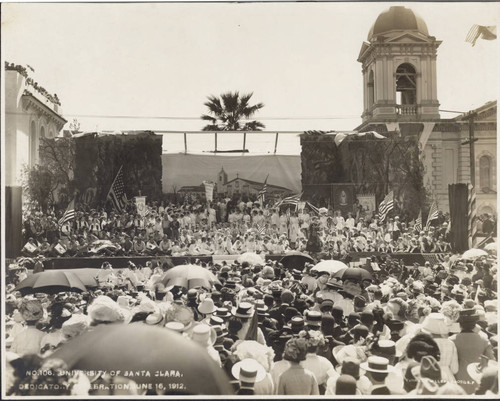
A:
5;247;498;396
20;194;461;259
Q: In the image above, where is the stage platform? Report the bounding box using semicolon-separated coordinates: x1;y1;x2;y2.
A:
33;253;447;271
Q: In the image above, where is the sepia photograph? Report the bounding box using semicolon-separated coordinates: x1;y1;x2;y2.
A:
1;1;499;398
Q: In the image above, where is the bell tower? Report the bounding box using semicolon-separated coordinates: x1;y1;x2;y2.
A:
357;6;442;130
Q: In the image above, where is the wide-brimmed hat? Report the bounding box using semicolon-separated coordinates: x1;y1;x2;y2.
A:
332;344;363;365
360;356;394;373
421;313;449;336
216;307;231;319
256;307;269;317
20;299;44;322
467;356;498;383
232;302;254;318
373;339;403;358
326;278;344;290
212;324;228;339
231;358;266;385
87;295;132;324
165;321;189;333
411;355;443;392
145;311;164;326
198;298;217;314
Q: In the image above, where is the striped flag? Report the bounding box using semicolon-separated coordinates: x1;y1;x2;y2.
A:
426;201;439;229
107;165;127;212
258;175;269;204
254;221;266;236
276;193;302;207
468;184;478;248
414;210;422;232
306;201;320;215
466;24;497;46
58;198;75;226
377;191;393;223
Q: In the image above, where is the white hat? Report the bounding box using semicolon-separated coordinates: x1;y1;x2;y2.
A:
198;297;217;314
360;356;394;373
62;314;90;339
231;358;266;384
421;313;449;336
191;324;216;346
87;295;131;324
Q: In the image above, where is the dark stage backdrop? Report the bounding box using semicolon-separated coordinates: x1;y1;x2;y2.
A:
73;132;163;208
300;131;425;218
5;186;23;259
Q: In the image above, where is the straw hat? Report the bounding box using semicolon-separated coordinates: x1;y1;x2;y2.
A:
467;356;498;383
360;356;394;373
231;358;266;384
232;302;254;318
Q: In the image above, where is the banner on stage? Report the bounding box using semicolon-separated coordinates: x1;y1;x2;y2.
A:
212;254;240;264
135;196;147;216
54;243;67;255
203;181;215;202
356;193;376;215
331;184;356;216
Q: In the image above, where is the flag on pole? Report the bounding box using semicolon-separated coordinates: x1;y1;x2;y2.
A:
276;193;302;207
466;24;497;46
107;165;127;212
414;210;422;232
306;201;320;215
254;221;266;236
58;198;75;226
426;201;439;229
258;175;269;204
468;184;478;248
377;191;394;223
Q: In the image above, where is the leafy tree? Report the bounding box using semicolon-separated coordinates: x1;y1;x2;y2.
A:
21;164;57;212
201;91;265;131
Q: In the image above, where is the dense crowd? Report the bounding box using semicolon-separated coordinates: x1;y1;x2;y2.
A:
20;195;464;259
5;248;498;396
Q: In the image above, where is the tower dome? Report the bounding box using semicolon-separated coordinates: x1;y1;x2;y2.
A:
367;6;429;40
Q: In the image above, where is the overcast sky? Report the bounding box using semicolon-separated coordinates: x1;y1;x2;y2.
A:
2;1;499;152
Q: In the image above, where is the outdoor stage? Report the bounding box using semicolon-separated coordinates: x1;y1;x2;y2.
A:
36;253;448;270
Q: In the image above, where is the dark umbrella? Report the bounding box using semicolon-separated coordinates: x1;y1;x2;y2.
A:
14;270;87;295
161;264;220;290
334;267;373;282
58;268;100;287
50;323;233;395
280;251;314;270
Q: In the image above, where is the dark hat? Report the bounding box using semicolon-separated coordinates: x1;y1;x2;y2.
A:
209;316;225;326
289;316;306;334
326;278;344;290
321;314;335;336
256;307;269;317
353;295;366;308
347;312;360;324
458;308;480;324
386;319;405;332
360;311;375;326
187;289;198;300
320;299;334;312
283;306;300;322
332;306;344;321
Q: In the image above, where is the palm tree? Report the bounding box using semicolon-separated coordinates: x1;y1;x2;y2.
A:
201;91;265;131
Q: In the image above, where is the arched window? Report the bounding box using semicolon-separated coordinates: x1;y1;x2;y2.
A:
396;63;416;106
40;126;46;138
368;70;375;108
30;120;37;165
479;155;492;191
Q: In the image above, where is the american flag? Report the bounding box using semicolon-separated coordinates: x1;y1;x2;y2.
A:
255;221;266;236
306;201;320;215
58;198;75;226
276;193;302;208
466;24;497;46
414;210;422;232
258;175;268;204
377;190;393;223
426;201;439;229
107;165;127;212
